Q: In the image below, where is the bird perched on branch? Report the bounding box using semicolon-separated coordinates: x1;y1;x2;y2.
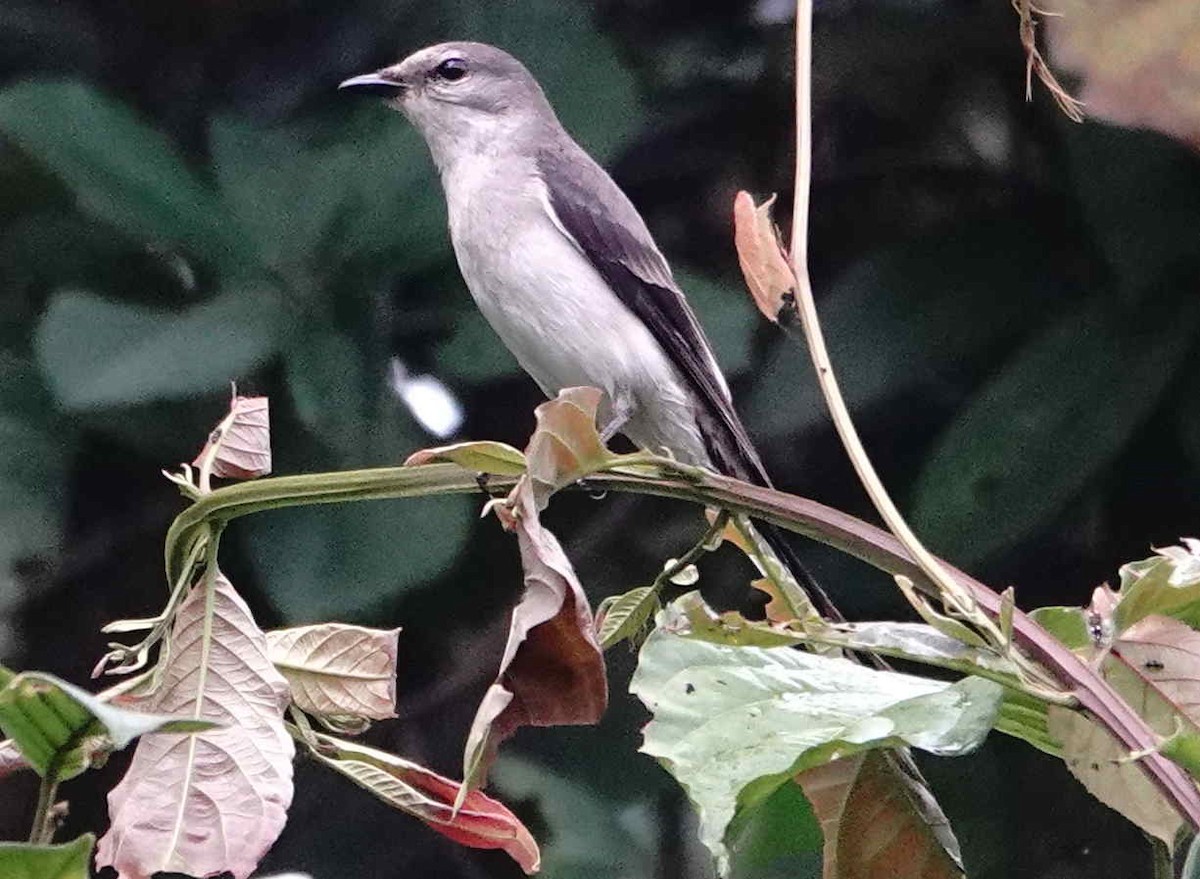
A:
340;41;836;618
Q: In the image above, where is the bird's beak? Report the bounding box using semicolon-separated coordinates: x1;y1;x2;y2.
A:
338;71;407;99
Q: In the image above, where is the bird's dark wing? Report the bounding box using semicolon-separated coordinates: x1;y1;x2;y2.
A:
536;138;770;487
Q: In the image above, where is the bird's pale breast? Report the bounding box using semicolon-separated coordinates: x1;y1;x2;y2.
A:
442;155;709;463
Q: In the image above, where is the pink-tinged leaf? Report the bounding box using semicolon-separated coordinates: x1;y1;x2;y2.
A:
404;441;527;476
0;738;28;779
733;191;798;325
461;485;607;793
192;393;271;480
265;624;400;720
1049;0;1199;147
1115;615;1200;724
524;387;611;509
95;573;294;879
1048;701;1185;847
305;732;540;874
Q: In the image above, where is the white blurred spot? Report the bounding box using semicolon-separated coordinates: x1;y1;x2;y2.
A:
754;0;793;24
389;358;464;439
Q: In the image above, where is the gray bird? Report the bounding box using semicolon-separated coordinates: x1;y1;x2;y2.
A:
340;42;835;617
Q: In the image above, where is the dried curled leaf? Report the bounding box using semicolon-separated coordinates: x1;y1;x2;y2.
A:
524;387;611;508
1013;0;1086;122
96;573;294;879
733;191;798;325
460;485;607;798
192;392;271;480
266;623;400;721
306;733;540;874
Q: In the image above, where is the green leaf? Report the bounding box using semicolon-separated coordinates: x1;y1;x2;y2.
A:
244;494;473;622
743;223;1076;440
434;310;523;382
629;620;1003;874
0;834;95;879
1161;727;1200;780
0;81;254;270
672;592;1019;680
1115;546;1200;633
0;669;213;779
282;326;379;460
726;780;822;879
1183;826;1200;879
1064;125;1200;290
0;352;70;628
35;287;287;410
596;585;659;650
676;270;758;378
210;111;448;270
912;293;1200;563
405;440;527;477
1029;606;1092;651
993;689;1060;757
490;756;656;879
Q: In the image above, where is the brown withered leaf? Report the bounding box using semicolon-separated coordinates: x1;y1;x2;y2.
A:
798;751;964;879
733;191;798;325
192;392;271;480
460;485;607;798
266;623;400;721
1050;0;1200;148
750;578;796;624
524;387;611;509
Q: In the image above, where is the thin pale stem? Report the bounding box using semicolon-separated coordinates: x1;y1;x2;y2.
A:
787;0;995;642
780;0;1199;830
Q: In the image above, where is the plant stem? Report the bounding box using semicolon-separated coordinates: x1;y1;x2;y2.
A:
164;460;1200;826
28;771;60;844
777;0;1200;831
652;510;729;593
787;0;987;631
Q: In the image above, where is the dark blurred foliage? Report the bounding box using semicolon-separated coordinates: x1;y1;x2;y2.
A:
0;0;1197;877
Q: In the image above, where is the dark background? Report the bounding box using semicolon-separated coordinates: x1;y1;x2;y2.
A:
1;0;1197;876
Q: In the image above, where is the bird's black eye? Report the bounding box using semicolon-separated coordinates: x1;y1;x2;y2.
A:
431;58;468;82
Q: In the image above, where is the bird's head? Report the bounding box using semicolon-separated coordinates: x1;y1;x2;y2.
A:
340;42;554;168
